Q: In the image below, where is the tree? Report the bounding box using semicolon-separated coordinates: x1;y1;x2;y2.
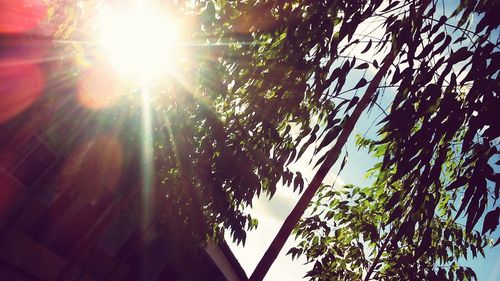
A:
245;0;499;279
0;0;345;248
2;0;497;279
290;160;490;280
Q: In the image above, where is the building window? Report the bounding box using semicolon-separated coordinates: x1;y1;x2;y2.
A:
7;134;58;188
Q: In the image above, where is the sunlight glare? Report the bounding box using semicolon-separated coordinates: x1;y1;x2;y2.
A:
0;62;44;123
98;4;180;81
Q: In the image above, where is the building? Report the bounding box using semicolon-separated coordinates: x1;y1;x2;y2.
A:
0;37;248;281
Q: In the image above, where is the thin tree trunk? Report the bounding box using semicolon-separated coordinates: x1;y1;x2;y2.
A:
249;0;431;278
249;48;397;281
364;226;395;281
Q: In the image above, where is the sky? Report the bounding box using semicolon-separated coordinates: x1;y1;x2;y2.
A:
227;3;500;279
1;1;497;280
227;107;500;281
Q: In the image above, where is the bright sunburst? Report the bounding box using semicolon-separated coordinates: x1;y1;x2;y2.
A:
97;3;180;81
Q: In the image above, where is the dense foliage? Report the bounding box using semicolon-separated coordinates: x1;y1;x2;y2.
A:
287;0;499;280
8;0;498;279
41;0;357;245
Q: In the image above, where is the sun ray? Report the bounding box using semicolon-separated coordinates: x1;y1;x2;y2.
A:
141;82;154;228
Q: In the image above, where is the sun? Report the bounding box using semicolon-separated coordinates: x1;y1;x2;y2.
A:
97;3;180;81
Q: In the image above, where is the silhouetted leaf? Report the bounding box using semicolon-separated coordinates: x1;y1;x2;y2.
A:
354;78;368;89
355;62;369;69
346;96;359;112
316;125;341;153
482;208;500;235
361;39;372;54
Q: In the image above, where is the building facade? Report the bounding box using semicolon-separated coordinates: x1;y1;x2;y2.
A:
0;54;247;281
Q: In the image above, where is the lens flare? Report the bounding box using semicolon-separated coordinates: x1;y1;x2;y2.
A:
77;62;127;109
0;0;47;33
0;62;44;123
